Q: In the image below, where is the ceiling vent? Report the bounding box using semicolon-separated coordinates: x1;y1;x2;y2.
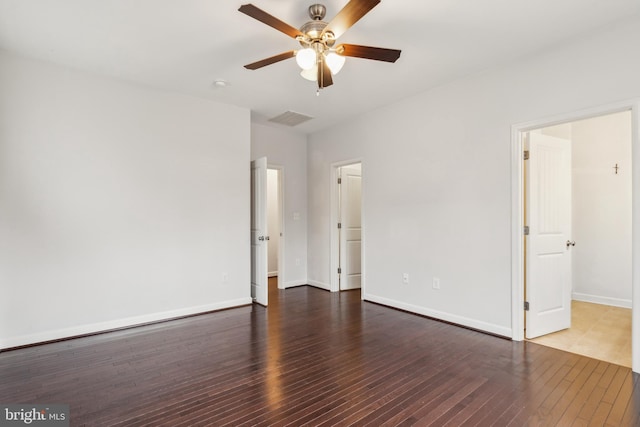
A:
268;111;314;127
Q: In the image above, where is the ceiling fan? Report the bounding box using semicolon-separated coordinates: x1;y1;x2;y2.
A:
238;0;402;91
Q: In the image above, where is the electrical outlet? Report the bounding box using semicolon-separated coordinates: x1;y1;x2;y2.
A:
432;277;440;290
402;273;409;284
222;273;228;283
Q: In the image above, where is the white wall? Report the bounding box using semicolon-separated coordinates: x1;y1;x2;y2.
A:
571;111;632;307
307;16;640;337
251;124;308;288
267;169;280;276
0;52;252;349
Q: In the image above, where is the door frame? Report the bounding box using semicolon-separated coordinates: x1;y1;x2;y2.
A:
330;159;365;295
268;164;286;289
510;99;640;373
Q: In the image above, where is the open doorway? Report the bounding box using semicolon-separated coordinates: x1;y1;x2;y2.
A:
251;161;284;304
521;110;633;367
512;101;640;372
267;167;283;292
331;161;363;292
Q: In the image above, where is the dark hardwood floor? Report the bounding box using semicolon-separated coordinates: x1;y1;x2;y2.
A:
1;278;639;426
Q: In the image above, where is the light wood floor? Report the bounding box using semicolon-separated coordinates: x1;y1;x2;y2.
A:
530;300;632;367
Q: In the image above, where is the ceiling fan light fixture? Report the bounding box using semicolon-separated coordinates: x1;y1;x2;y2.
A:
296;48;316;70
239;2;402;90
325;51;345;75
300;65;318;81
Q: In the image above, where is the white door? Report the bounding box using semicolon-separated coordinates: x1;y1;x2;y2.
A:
251;157;268;306
339;165;362;290
526;132;573;339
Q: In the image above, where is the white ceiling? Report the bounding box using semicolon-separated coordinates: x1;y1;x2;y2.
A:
1;0;639;134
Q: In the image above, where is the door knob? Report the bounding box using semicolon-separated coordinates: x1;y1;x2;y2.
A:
566;240;576;248
258;236;265;241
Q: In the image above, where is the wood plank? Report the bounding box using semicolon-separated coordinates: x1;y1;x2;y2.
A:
605;370;635;426
544;358;600;425
620;374;640;425
557;360;607;425
589;402;613;427
474;350;577;425
603;366;629;404
0;285;637;426
577;364;622;423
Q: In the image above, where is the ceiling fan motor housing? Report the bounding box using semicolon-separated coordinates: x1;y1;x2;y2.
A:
299;4;335;48
308;4;326;20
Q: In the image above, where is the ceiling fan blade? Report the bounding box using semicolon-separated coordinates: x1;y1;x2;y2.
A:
322;0;381;40
244;51;296;70
318;58;333;89
238;4;304;39
336;44;401;62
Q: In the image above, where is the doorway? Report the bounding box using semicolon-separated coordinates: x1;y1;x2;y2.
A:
331;161;363;293
524;112;632;366
511;101;639;373
267;167;284;290
251;160;285;305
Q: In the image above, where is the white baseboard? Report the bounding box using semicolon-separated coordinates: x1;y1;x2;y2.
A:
268;271;278;277
281;279;307;289
1;297;253;350
307;280;331;291
363;293;512;338
572;292;632;309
